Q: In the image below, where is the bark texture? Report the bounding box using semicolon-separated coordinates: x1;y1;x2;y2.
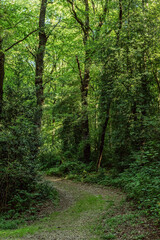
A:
97;103;110;170
35;0;48;128
81;0;91;163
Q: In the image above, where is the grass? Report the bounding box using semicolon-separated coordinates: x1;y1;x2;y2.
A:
0;225;40;239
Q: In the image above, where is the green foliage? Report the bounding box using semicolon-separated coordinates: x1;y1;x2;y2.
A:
46;161;87;177
0;180;58;229
35;181;58;202
80;168;110;185
0;85;58;227
0;85;37;211
116;161;160;218
38;149;61;170
0;218;25;230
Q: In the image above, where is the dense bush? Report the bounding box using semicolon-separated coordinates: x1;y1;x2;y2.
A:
0;86;58;221
46;160;87;177
38;148;62;170
116;161;160;218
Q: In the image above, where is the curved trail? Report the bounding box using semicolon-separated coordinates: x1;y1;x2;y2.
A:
4;176;160;240
23;176;125;240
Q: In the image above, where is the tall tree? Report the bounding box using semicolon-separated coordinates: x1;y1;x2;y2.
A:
67;0;91;162
35;0;48;129
67;0;108;162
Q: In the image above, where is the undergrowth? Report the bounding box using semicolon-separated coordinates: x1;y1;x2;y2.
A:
0;180;58;230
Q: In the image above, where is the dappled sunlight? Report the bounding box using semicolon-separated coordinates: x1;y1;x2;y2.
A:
45;176;63;182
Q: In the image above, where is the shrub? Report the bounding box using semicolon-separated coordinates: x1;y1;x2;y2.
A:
46;161;87;177
117;161;160;218
0;86;58;223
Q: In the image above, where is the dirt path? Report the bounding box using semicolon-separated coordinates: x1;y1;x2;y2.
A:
21;176;125;240
3;177;160;240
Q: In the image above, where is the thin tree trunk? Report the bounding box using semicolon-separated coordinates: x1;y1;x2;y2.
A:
117;0;122;43
35;0;48;128
97;102;111;170
81;0;91;163
0;37;4;116
68;0;91;162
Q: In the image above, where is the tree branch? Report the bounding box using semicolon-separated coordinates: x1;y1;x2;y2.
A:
26;46;36;58
5;29;38;52
46;18;62;38
67;0;85;33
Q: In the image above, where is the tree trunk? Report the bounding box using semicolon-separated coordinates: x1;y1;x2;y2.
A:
35;0;48;128
97;102;110;170
117;0;122;43
0;38;4;116
81;51;91;162
67;0;109;163
81;0;91;163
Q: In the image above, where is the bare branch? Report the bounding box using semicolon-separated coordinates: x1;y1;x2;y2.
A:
5;29;38;52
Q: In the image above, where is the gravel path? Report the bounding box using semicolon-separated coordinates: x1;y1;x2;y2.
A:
21;176;125;240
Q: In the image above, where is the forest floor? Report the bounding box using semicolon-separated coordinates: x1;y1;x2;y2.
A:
1;176;160;240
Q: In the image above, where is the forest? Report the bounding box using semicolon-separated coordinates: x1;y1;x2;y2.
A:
0;0;160;237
